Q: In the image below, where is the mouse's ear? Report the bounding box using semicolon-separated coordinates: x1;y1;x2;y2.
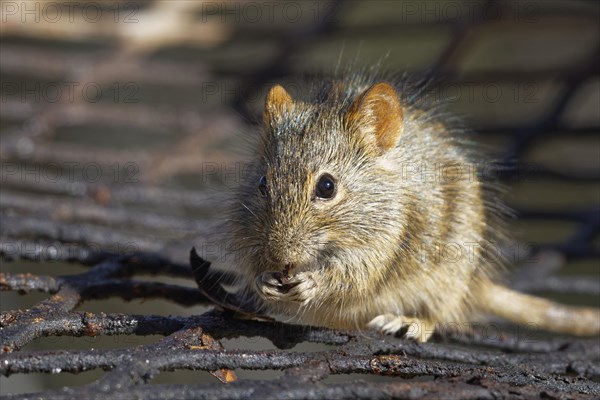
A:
346;82;403;153
263;85;294;126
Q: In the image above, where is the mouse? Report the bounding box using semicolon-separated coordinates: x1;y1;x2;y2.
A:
227;71;599;342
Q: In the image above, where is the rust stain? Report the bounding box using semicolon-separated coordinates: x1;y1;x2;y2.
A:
370;355;405;375
0;313;17;325
187;332;239;383
85;323;101;336
211;368;238;384
189;345;210;350
90;185;112;206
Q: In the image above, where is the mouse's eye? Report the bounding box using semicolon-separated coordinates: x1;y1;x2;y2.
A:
258;175;268;197
315;173;336;200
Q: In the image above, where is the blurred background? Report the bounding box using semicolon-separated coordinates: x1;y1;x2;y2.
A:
1;0;599;394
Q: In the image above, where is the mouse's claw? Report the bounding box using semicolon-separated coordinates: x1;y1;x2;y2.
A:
367;314;435;342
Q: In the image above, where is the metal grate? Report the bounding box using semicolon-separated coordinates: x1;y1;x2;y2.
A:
1;1;599;398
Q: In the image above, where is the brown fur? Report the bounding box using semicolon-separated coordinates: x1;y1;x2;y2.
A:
228;73;600;341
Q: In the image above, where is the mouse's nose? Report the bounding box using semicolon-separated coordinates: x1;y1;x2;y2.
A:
266;249;296;268
265;220;313;267
266;238;306;268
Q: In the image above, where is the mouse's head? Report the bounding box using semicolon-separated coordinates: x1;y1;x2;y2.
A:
232;81;410;296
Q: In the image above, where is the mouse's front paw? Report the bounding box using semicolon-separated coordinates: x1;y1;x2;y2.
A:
254;272;285;300
255;271;318;304
367;314;435;342
282;271;318;304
